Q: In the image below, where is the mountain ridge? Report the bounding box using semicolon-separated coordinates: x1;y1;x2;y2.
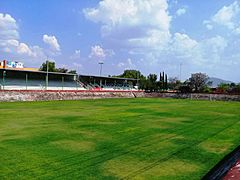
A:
208;77;233;88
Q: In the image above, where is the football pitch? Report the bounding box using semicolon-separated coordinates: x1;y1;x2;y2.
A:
0;98;240;179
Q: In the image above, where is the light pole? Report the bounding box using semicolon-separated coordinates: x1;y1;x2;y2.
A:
99;62;104;76
77;65;80;75
2;70;6;90
137;71;139;87
179;63;182;82
46;59;49;90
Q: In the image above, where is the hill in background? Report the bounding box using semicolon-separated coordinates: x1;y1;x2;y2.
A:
208;77;233;88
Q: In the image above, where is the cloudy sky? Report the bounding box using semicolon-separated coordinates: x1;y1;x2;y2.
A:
0;0;239;82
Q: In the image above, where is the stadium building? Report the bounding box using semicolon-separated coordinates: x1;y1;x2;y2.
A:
0;60;139;91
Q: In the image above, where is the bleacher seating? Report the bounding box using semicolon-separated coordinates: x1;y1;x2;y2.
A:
101;83;138;91
0;78;86;90
0;69;139;91
0;77;139;91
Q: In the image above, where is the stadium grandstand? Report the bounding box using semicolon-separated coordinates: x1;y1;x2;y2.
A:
0;60;139;91
79;75;138;91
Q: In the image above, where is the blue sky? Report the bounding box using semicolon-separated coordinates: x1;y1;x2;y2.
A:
0;0;239;82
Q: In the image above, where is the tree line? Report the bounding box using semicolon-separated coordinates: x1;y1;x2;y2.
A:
114;70;168;92
39;61;239;94
115;70;240;94
215;83;240;94
39;61;77;74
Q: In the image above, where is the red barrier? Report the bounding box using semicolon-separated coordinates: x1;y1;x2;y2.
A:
0;89;144;93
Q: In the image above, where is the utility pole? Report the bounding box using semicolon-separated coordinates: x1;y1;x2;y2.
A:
77;65;80;74
25;73;28;90
62;76;64;90
46;58;49;90
180;63;182;82
137;71;139;88
2;70;6;90
99;62;104;76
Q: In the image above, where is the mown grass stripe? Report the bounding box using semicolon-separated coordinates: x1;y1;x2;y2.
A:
0;98;239;179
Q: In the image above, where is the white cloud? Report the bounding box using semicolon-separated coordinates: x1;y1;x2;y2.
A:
176;8;186;16
117;62;125;68
169;33;228;65
30;45;45;58
234;27;240;34
206;24;213;30
137;32;229;69
202;36;227;53
205;1;240;33
0;13;44;60
172;33;198;53
17;43;32;55
70;49;81;59
104;49;115;57
199;36;228;64
117;58;136;69
89;45;106;59
169;33;200;62
83;1;239;81
84;0;138;27
128;29;171;51
126;58;135;69
0;13;19;53
43;34;61;51
212;1;240;29
89;45;114;59
0;13;19;40
84;0;172;49
203;20;212;30
73;62;82;68
75;49;81;55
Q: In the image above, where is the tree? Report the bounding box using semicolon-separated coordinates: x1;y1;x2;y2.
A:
165;74;168;90
158;71;168;90
39;61;56;72
116;69;145;79
159;72;163;89
217;83;230;93
68;70;77;74
168;77;181;90
56;68;68;73
231;84;240;94
202;85;212;93
39;61;77;74
179;85;192;93
114;69;170;92
148;74;157;82
145;74;158;92
215;83;240;94
115;69;147;90
188;73;210;92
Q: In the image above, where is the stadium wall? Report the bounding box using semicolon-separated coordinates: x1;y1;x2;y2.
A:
0;90;145;102
145;92;240;101
0;91;239;102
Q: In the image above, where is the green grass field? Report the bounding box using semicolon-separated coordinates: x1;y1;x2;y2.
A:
0;98;240;179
